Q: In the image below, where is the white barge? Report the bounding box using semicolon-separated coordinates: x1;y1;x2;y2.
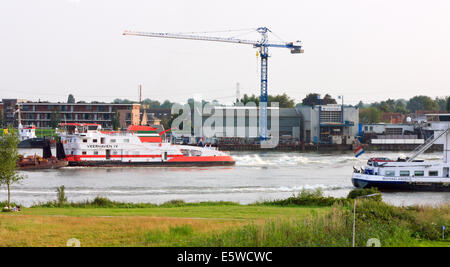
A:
59;123;235;167
352;114;450;191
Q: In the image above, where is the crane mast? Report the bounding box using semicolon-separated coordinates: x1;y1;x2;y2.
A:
123;27;303;141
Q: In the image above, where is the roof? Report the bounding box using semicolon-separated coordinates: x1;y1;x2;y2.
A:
127;125;158;131
59;123;101;127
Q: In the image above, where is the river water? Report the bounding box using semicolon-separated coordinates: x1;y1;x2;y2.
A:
2;149;449;207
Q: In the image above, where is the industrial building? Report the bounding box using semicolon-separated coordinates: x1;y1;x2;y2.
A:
171;106;302;144
297;104;359;145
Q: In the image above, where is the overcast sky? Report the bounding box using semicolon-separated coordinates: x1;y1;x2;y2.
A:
0;0;449;105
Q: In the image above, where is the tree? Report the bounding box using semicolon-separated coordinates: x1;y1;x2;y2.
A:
0;109;4;128
356;101;365;109
268;93;295;108
447;97;450;112
240;94;260;106
359;107;382;123
0;127;25;208
111;111;120;130
322;94;337;105
394;100;408;113
238;93;295;107
302;93;336;106
406;95;439;113
49;110;61;129
67;94;75;103
435;97;447;111
142;98;161;108
160;100;174;109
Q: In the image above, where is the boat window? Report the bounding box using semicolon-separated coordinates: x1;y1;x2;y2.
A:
429;171;438;176
399;171;410;177
110;139;116;143
385;170;395;177
83;139;88;143
414;171;424;177
93;139;97;143
93;151;98;155
82;151;87;155
124;139;129;143
101;138;105;144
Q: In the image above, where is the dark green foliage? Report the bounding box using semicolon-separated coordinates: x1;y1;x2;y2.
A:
302;93;336;106
0;127;25;206
111;111;120;130
359;107;382;123
347;188;381;201
67;94;75;103
0;110;4;128
49;110;61;129
406;95;439;112
258;189;347;207
56;185;67;206
447;97;450;112
32;197;239;209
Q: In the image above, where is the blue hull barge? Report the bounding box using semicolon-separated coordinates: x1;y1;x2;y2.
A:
352;113;450;192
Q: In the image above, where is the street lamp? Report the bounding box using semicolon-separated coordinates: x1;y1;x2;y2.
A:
352;193;381;247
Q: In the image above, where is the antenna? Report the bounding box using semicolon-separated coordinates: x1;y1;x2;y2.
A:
139;84;143;104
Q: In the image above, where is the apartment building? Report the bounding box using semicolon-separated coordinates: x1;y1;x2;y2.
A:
2;99;141;129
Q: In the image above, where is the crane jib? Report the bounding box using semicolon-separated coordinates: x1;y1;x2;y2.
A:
123;28;303;141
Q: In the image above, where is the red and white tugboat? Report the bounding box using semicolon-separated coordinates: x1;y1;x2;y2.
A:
59;123;235;167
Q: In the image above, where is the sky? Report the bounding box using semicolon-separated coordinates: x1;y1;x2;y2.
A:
0;0;449;105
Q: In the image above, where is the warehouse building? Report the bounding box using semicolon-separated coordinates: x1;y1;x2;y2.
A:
297;104;359;144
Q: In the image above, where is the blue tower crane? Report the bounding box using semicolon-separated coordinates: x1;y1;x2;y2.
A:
123;27;303;141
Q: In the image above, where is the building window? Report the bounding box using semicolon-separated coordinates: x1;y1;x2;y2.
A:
364;126;368;131
414;171;424;177
429;171;438;176
385;170;395;177
400;171;410;177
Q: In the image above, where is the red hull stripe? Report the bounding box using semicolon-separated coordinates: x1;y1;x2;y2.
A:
167;156;235;163
66;155;234;163
138;136;162;142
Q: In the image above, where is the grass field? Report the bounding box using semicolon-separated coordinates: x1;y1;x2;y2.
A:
0;191;449;247
34;128;57;138
0;205;328;247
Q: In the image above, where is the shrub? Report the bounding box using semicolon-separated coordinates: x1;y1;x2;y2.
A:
347;188;381;201
56;185;68;206
92;196;114;207
259;188;346;207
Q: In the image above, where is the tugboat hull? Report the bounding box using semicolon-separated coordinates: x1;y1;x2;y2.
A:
68;156;236;167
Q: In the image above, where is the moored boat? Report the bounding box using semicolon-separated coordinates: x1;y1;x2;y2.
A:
17;155;68;170
59;123;235;167
352;114;450;191
17;140;68;170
